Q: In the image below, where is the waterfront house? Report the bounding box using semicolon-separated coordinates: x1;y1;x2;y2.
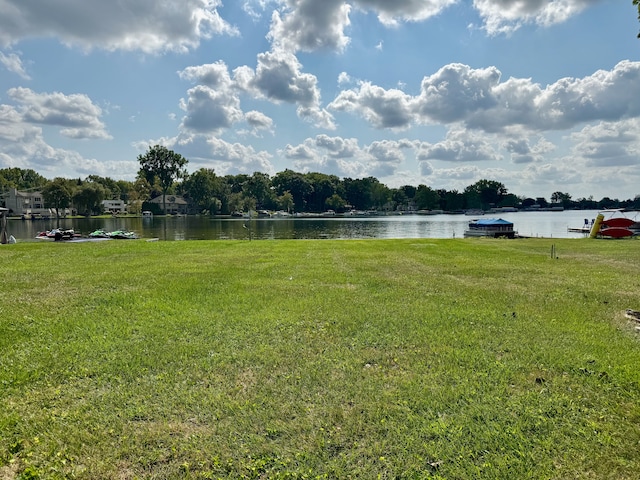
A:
149;195;189;215
2;188;53;217
101;199;127;215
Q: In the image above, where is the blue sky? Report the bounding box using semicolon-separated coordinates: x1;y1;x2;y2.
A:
0;0;638;200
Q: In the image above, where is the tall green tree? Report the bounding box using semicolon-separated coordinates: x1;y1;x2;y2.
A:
137;145;188;214
464;179;508;210
414;185;440;210
272;170;312;212
635;0;640;37
182;168;221;214
243;172;273;210
0;168;47;192
73;183;106;216
42;178;73;219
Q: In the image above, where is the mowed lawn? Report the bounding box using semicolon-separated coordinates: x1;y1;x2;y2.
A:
1;238;639;479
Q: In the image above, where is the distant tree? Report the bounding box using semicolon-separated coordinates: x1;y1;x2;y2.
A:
536;197;549;208
325;194;347;212
277;191;294;213
137;145;188;214
414;185;440;210
439;189;465;212
598;197;619;209
551;191;572;208
272;170;312;212
499;193;520;208
0;168;48;192
73;183;107;216
304;172;341;212
391;188;409;210
635;0;640;37
343;177;382;210
399;185;417;200
42;178;73;219
182;168;221;214
243;172;274;210
464;179;507;210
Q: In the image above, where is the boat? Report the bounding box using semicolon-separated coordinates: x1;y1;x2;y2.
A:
35;228;81;241
588;210;640;238
107;230;139;239
464;218;516;238
88;229;139;239
88;229;111;238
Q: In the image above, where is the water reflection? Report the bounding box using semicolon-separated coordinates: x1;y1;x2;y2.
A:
6;210;602;242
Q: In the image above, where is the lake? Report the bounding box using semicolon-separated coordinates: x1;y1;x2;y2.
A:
5;210;603;242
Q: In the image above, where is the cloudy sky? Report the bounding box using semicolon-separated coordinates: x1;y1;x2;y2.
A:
0;0;638;200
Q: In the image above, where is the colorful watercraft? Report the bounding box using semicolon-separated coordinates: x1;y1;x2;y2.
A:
588;209;639;238
88;229;139;239
35;228;81;241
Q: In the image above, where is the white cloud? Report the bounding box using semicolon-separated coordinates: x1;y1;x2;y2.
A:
354;0;458;26
245;110;274;131
0;51;30;79
331;61;640;138
414;63;502;124
0;103;119;176
236;48;336;129
570;119;640;167
473;0;598;35
6;87;111;139
0;0;237;53
282;142;316;160
329;81;414;129
416;129;503;163
178;62;244;134
268;0;351;53
314;134;359;158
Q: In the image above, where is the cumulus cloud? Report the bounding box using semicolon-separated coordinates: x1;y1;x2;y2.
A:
354;0;458;26
414;63;502;123
266;0;459;55
329;81;413;129
235;49;336;129
314;134;359;158
178;62;244;134
0;0;237;53
570;119;640;167
0;103;119;176
268;0;351;52
473;0;598;35
245;110;274;132
6;87;111;139
416;129;503;163
264;0;589;58
278;135;415;178
163;133;276;175
332;61;640;137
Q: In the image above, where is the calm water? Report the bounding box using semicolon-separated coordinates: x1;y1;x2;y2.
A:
6;210;602;242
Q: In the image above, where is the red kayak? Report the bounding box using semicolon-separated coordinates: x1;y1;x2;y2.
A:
599;227;634;238
601;217;635;228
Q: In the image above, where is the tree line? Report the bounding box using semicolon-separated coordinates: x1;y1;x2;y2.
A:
1;145;639;216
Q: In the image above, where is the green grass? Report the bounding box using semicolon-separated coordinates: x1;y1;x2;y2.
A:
1;238;640;479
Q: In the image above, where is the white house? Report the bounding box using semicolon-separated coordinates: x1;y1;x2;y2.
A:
101;199;127;214
2;188;52;217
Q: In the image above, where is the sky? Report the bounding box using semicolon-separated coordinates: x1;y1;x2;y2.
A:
0;0;639;201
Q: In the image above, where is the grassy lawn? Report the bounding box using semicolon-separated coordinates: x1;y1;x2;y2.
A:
1;238;639;479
